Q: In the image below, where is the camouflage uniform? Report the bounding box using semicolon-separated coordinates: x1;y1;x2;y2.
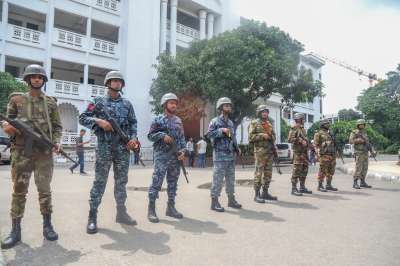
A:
288;123;312;195
314;128;336;183
147;114;186;201
248;118;276;191
349;127;370;188
207;115;238;197
7;91;62;218
79;95;137;210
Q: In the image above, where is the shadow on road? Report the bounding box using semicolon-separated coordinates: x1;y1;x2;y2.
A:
6;241;84;266
224;208;285;222
335;190;371;196
308;193;350;201
371;187;400;192
270;200;319;210
159;217;226;235
99;225;171;256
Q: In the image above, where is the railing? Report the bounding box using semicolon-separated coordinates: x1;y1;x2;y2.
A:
54;80;81;96
60;132;97;147
167;21;200;40
54;28;85;48
93;0;120;12
89;84;107;97
9;24;43;45
91;38;117;56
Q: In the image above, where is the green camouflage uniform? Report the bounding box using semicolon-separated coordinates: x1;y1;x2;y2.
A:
6;92;62;218
288;125;309;184
248;118;276;191
314;128;336;182
349;129;369;181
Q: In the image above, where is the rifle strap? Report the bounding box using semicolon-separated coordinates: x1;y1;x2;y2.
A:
43;96;53;142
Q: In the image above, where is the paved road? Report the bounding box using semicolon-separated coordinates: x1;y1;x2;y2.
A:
1;162;399;266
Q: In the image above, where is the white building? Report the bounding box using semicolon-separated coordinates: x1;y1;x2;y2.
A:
0;0;322;151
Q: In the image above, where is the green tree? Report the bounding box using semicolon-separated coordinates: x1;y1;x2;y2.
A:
357;64;400;145
0;72;27;113
151;20;323;127
338;108;362;121
307;120;389;151
280;118;289;142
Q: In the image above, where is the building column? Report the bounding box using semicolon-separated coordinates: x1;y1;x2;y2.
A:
207;13;214;40
44;0;54;78
199;10;207;40
159;0;168;53
170;0;178;56
0;0;9;71
84;8;92;101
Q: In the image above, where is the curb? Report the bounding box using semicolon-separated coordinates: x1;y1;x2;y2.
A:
337;165;400;183
0;249;4;266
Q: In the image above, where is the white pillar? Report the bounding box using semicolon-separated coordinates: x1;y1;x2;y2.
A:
199;10;207;40
1;0;9;71
84;9;92;101
207;13;214;40
170;0;178;56
159;0;168;53
44;0;54;78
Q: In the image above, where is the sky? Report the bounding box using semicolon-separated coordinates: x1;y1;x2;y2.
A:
233;0;400;115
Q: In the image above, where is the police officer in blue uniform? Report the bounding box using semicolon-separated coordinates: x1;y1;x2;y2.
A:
147;93;186;223
207;97;242;212
79;70;139;234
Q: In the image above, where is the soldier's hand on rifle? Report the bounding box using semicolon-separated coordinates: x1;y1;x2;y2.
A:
354;138;365;144
163;135;173;144
1;121;19;136
52;143;61;154
221;128;230;135
177;151;185;161
263;133;270;140
95;119;113;132
127;139;139;151
302;139;308;147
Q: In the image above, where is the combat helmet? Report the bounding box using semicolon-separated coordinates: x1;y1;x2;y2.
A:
160;93;179;107
104;70;125;88
23;64;48;83
216;97;232;110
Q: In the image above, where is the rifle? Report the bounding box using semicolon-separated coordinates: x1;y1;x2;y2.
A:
0;114;77;164
329;130;345;164
354;132;378;162
271;144;282;175
295;131;312;163
96;102;145;167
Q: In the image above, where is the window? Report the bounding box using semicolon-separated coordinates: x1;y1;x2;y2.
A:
308;114;314;123
26;22;39;31
5;65;19;77
8;18;22;26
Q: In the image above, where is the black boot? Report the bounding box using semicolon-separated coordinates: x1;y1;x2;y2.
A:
326;180;338;191
228;195;242;209
148;200;159;223
261;187;278;201
360;179;372;188
1;218;21;249
353;179;360;189
166;200;183;219
254;188;265;203
43;214;58;241
87;209;98;234
318;182;327;192
291;183;303;196
211;197;225;212
300;181;312;194
116;205;137;225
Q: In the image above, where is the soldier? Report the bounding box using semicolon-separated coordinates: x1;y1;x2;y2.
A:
147;93;186;223
1;65;62;249
79;70;139;234
313;119;338;192
207;97;242;212
248;105;278;203
288;113;312;196
349;119;373;189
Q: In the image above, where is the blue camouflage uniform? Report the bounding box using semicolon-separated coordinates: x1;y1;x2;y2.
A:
79;94;137;210
148;114;186;201
207;115;238;197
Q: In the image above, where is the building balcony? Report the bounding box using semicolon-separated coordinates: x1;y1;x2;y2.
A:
89;84;106;97
60;132;97;147
49;79;86;99
7;24;45;48
90;38;118;57
92;0;120;14
167;21;200;45
53;28;87;51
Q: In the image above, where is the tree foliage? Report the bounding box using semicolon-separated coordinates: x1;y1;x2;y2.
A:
280;118;289;142
338;108;362;121
307;120;389;151
151;20;323;127
357;64;400;145
0;72;27;113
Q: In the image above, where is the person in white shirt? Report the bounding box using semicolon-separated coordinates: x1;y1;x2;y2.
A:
196;137;207;168
186;137;195;167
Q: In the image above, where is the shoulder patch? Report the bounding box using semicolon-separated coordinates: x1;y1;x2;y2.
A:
46;96;58;103
8;92;24;101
